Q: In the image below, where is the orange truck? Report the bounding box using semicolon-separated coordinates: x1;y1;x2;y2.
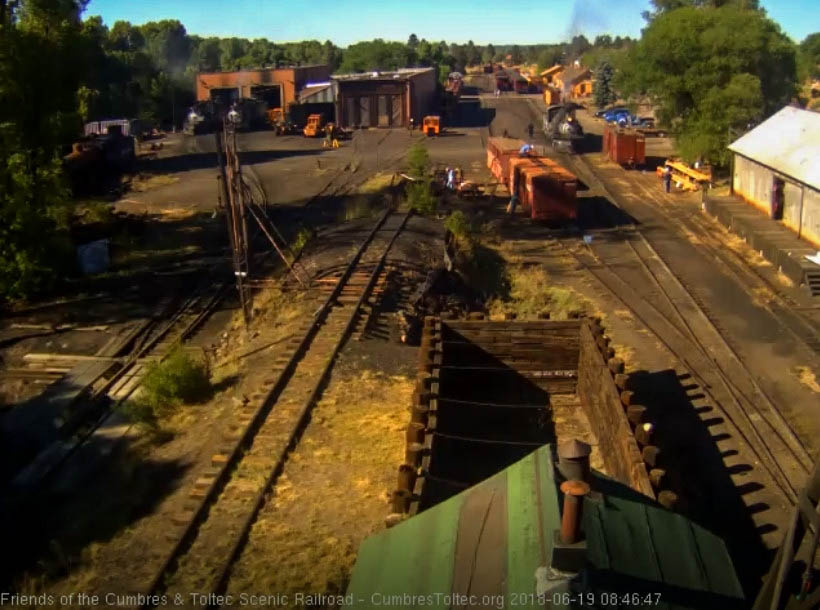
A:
422;116;441;136
303;113;326;137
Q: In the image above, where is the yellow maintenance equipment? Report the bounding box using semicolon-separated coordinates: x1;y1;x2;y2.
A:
656;158;713;192
303;113;326;137
422;116;440;137
266;107;283;126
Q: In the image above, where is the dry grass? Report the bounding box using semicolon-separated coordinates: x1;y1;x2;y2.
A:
356;171;395;194
794;366;820;394
226;370;413;605
614;309;634;321
128;173;179;193
339;173;395;222
488;265;589;319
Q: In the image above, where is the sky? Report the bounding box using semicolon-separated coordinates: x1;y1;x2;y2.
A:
84;0;816;45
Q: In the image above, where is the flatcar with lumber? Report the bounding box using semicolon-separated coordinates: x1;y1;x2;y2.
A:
656;158;713;191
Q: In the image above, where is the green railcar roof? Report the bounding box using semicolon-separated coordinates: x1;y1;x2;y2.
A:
346;445;744;610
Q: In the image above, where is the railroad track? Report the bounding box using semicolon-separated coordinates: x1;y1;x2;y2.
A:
624;175;820;355
118;205;411;609
8;278;228;492
551;153;814;507
488;97;814;505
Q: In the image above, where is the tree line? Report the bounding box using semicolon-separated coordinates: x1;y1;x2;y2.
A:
599;0;819;165
0;0;817;301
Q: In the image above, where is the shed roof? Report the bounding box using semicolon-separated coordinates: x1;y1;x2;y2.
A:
560;66;591;84
540;64;564;77
298;83;332;101
331;67;434;82
728;106;820;190
346;445;744;609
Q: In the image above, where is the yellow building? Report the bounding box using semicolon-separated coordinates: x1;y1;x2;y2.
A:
539;64;563;85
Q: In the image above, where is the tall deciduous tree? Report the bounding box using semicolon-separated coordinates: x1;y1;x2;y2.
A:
619;6;796;164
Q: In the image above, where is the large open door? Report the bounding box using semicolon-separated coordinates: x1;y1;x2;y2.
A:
250;85;281;110
378;95;389;127
358;97;370;127
783;180;802;231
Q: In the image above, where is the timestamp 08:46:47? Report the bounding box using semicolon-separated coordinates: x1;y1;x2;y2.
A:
511;591;663;607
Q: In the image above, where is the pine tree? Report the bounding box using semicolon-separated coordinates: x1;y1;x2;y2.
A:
593;62;616;108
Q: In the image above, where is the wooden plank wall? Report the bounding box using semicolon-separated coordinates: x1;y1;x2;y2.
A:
576;321;655;498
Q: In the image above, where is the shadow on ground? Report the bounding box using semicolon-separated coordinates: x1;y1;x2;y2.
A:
0;436;191;591
628;368;773;600
137;148;321;175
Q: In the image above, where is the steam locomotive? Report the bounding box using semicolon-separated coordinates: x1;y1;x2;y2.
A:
543;103;585;153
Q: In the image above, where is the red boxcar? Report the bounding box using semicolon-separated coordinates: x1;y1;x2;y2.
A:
602;122;613;158
607;127;645;167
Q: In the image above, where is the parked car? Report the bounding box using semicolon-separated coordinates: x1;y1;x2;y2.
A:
594;106;629;118
604;109;654;128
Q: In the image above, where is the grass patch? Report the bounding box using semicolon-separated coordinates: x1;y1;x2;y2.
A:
122;348;211;430
340;195;380;221
794;366;820;394
488;265;589;319
406;141;430;178
291;226;314;255
405;180;436;215
444;210;472;240
128;173;179;193
356;171;394;194
76;201;115;225
226;369;413;601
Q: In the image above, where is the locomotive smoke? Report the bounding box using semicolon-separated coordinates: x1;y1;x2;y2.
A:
567;0;609;42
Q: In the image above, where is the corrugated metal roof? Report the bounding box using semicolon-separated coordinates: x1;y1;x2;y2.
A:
728;106;820;190
331;67;434;81
298;83;332;102
346;445;744;609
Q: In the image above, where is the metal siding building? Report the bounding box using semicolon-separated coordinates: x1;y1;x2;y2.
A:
729;106;820;247
333;67;436;129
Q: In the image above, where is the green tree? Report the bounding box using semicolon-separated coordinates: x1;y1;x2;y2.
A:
337;39;414;72
509;44;523;64
619;6;796;164
798;32;820;80
407;33;419;48
642;0;760;21
482;43;495;64
0;0;86;300
593;62;616;108
594;35;613;48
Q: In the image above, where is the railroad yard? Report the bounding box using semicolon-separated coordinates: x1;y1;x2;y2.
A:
2;8;820;610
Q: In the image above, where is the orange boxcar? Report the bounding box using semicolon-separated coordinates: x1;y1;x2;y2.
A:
508;156;578;222
487;137;525;185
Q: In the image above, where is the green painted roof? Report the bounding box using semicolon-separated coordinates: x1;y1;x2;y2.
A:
346;446;744;610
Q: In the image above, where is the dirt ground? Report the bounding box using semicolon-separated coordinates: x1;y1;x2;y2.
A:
414;97;820;594
1;123;430;598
